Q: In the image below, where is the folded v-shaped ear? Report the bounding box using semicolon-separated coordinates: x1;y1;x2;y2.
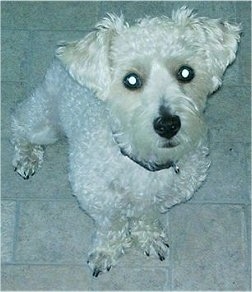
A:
173;7;241;91
56;14;127;100
202;19;241;90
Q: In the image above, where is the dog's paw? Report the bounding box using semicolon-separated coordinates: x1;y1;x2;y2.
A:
14;158;37;179
13;145;44;179
142;233;169;261
131;219;169;261
87;249;117;277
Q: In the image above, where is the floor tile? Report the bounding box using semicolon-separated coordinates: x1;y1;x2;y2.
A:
15;201;93;264
1;2;100;31
164;1;236;19
236;1;251;86
1;30;30;82
170;204;250;291
28;30;87;91
2;138;72;200
1;82;26;139
1;264;92;291
206;85;251;143
193;142;250;204
102;1;166;20
1;201;17;263
92;267;168;291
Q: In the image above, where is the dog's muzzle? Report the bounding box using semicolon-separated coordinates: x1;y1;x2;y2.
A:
153;114;181;139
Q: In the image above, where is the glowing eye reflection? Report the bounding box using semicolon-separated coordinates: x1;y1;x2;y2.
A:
128;76;137;85
177;65;195;82
181;68;190;78
123;73;142;90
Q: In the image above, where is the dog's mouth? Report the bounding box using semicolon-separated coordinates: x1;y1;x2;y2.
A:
159;139;180;148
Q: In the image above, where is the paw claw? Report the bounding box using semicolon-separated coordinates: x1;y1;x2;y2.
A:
158;252;165;261
164;242;169;248
13;144;44;179
15;168;30;180
93;268;101;277
142;234;169;261
87;249;119;277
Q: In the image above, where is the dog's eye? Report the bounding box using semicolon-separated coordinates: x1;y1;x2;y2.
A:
123;73;142;90
176;66;195;82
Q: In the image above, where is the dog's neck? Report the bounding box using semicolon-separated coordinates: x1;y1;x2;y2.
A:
111;125;180;173
120;148;180;173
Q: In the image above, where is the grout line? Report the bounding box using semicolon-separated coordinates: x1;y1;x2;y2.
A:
2;262;88;267
1;196;250;204
1;27;93;33
1;197;76;202
168;208;175;291
26;30;34;87
164;211;172;290
12;200;21;263
2;261;170;271
1;197;250;206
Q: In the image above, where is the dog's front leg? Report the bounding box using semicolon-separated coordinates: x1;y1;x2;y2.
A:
158;145;211;212
87;212;131;277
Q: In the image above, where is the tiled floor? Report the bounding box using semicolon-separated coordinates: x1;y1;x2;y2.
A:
1;1;251;291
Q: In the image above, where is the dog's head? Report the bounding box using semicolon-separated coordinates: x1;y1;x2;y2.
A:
56;7;241;171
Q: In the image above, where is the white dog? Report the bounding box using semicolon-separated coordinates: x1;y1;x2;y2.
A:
12;7;241;276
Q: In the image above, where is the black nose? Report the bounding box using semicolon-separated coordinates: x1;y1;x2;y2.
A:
153;115;181;139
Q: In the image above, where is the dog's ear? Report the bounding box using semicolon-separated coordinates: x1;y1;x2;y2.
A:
56;14;127;100
173;7;241;91
202;19;241;91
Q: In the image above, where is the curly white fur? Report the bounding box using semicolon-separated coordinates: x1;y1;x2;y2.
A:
11;7;240;276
